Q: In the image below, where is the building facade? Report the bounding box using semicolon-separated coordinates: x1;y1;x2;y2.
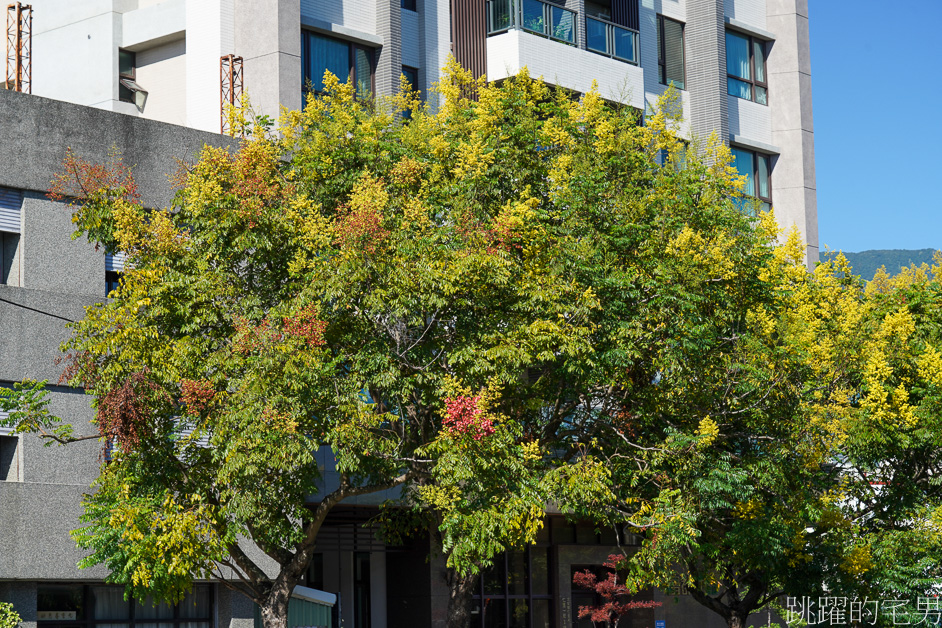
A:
2;1;815;627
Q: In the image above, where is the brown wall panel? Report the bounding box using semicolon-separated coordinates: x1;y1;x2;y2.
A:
451;0;487;81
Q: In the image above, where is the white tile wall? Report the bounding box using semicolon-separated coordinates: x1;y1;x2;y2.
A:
724;0;766;31
640;0;691;137
487;30;645;110
301;0;376;35
727;93;771;145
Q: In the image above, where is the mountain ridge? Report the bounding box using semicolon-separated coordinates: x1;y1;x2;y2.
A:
819;248;938;281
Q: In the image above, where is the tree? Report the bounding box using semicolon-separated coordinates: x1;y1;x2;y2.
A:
572;555;661;628
583;231;942;628
367;64;776;627
2;57;866;628
0;63;619;628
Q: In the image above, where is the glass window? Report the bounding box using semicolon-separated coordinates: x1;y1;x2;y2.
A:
118;49;136;103
731;147;772;211
37;585;212;628
302;32;374;98
726;30;768;104
401;0;416;11
474;548;553;627
657;15;685;90
38;585;85;621
731;147;756;197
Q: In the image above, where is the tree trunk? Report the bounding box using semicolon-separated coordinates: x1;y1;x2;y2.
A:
258;578;295;628
446;571;477;628
727;612;748;628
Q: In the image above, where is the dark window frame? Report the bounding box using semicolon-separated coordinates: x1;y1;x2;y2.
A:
301;30;376;99
401;65;419;93
657;14;686;90
36;584;213;628
472;546;554;628
401;0;417;11
118;49;136;104
726;30;768;105
731;146;773;209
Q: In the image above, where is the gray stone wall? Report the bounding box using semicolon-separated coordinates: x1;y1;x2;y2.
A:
0;88;229;586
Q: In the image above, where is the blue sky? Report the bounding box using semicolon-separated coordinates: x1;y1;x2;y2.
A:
811;1;942;253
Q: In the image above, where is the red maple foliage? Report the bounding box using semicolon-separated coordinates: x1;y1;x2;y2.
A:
180;379;216;414
282;306;328;348
48;148;140;205
334;200;389;255
573;554;661;628
96;371;167;451
442;395;495;440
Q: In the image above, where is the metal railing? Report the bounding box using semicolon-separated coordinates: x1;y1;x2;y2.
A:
486;0;577;46
585;15;638;64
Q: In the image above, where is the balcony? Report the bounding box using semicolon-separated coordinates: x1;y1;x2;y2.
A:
585;15;638;65
486;0;577;46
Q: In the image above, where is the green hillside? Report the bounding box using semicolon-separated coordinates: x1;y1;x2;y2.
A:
820;249;938;281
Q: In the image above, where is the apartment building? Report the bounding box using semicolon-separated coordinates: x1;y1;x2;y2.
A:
23;0;816;261
2;1;815;627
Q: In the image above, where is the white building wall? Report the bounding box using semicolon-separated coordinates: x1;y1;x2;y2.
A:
135;38;187;126
725;0;766;30
419;0;451;109
185;0;234;133
300;0;376;34
727;94;771;145
30;0;120;110
487;30;645;110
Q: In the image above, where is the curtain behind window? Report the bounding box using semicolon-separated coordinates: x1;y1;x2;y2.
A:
731;148;756;197
92;587;130;628
726;31;751;79
307;33;349;92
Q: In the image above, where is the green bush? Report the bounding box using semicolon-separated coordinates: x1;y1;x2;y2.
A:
0;602;21;628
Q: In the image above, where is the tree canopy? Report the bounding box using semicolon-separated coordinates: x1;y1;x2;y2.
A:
4;58;940;628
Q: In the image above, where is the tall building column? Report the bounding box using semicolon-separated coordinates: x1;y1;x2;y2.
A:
375;0;403;99
686;0;728;149
234;0;302;123
767;0;818;264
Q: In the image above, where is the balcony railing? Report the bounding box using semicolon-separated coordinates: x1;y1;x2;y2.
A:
486;0;577;46
585;15;638;64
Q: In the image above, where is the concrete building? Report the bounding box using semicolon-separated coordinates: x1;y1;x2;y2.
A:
21;0;816;262
2;1;816;627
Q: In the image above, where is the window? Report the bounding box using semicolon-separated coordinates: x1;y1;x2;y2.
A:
118;49;148;110
472;547;553;628
106;253;126;296
1;232;20;286
401;66;419;118
402;66;419;94
37;584;212;628
353;553;371;628
657;15;685;89
0;433;20;482
585;1;639;65
302;31;374;98
401;0;416;11
726;30;767;104
731;147;772;212
1;186;22;287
